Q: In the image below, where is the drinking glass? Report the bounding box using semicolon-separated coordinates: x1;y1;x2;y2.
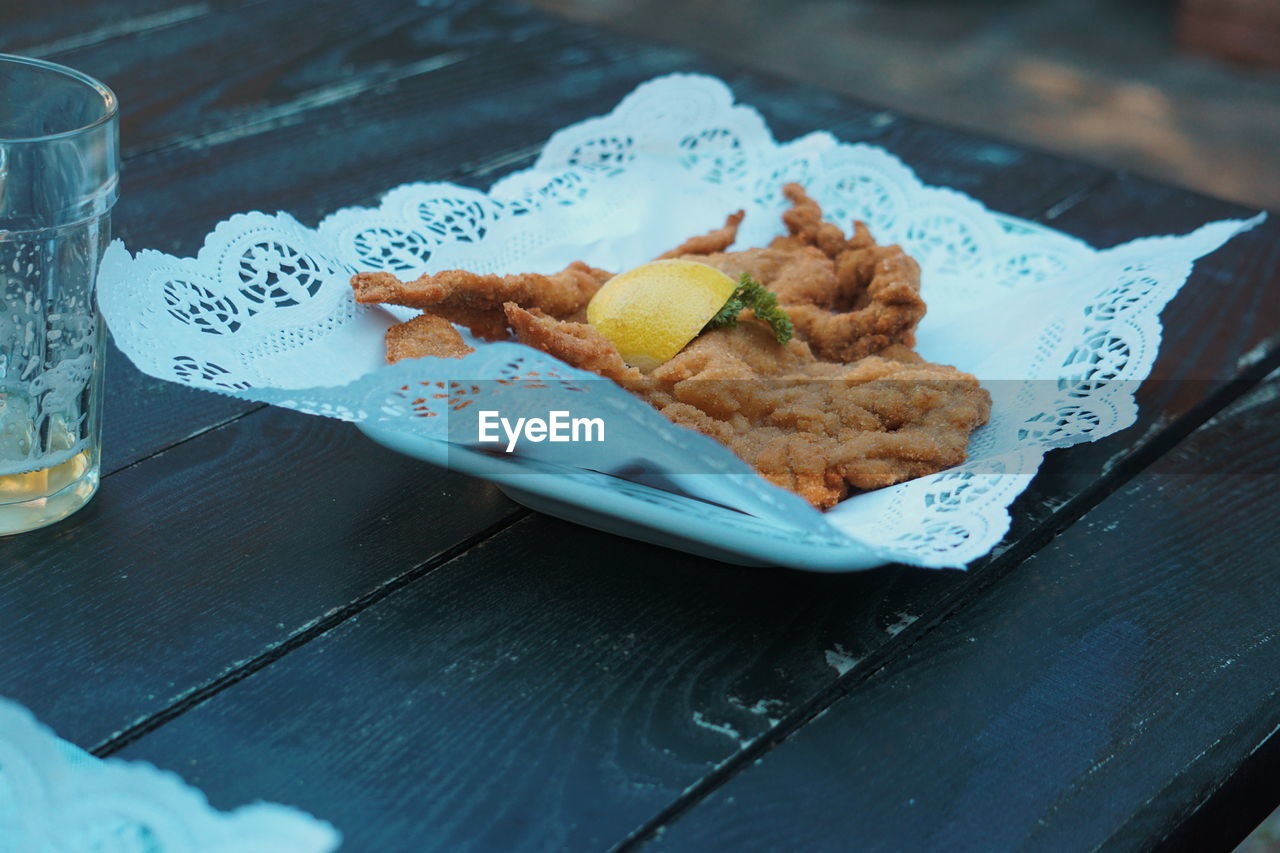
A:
0;55;118;534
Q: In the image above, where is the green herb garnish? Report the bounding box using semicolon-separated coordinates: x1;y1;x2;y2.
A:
703;273;794;344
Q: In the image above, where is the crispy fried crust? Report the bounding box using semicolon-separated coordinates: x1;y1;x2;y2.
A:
351;186;921;359
778;182;852;257
356;184;986;509
678;183;926;362
385;312;474;363
655;210;745;259
352;261;612;340
507;312;989;509
504;304;647;387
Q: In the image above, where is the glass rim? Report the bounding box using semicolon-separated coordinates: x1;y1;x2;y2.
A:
0;53;118;143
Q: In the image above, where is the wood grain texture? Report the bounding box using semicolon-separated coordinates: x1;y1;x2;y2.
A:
0;407;521;749
115;515;960;850
108;31;689;255
44;0;560;160
650;371;1280;853
1153;665;1280;853
0;0;223;57
111;377;1280;853
105;34;904;257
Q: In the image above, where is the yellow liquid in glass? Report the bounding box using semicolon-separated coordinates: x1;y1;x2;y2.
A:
0;447;98;535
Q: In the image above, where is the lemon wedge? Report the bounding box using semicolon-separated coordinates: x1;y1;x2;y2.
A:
587;259;738;370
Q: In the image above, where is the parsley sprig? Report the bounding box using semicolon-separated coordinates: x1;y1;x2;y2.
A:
703;273;794;344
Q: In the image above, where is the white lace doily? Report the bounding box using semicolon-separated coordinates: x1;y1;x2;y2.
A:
97;74;1263;568
0;697;339;852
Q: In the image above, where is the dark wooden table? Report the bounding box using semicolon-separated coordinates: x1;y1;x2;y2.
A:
4;1;1279;850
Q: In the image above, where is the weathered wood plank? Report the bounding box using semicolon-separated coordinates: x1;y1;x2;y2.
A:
0;406;523;748
648;371;1280;852
107;374;1280;851
1152;686;1280;853
1;0;219;57
109;57;903;257
44;0;562;160
110;513;944;850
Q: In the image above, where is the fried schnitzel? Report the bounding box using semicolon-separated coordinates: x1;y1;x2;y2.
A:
384;313;473;363
505;305;988;508
352;183;990;508
352;260;610;341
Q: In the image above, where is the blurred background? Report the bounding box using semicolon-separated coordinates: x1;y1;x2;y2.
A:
529;0;1280;211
